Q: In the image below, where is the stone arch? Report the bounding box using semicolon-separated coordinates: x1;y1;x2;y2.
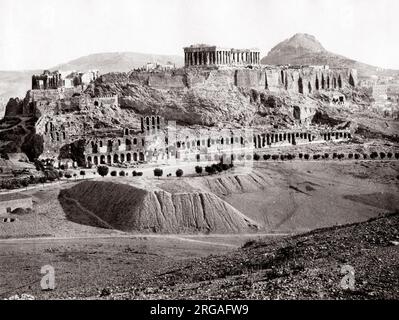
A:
133;153;138;162
126;139;132;151
93;156;98;165
298;77;304;94
91;141;98;153
133;138;137;145
113;154;119;163
349;73;355;87
338;75;342;89
207;138;211;147
327;76;330;89
124;128;129;135
151;116;155;128
94;101;99;107
56;132;60;141
308;82;312;94
87;156;92;164
99;141;103;147
139;152;145;161
315;76;319;91
321;74;325;89
126;153;131;162
100;155;106;164
281;70;284;84
107;155;112;164
333;77;337;89
108;140;113;152
120;154;125;163
45;122;49;133
177;141;181;148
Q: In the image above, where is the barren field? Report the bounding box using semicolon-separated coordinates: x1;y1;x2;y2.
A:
0;160;398;299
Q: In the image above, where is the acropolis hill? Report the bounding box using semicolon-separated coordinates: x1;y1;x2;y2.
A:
0;38;396;168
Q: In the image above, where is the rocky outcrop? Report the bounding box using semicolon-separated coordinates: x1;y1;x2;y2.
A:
60;181;260;233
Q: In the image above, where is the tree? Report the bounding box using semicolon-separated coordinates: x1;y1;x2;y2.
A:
324;153;329;159
195;166;203;174
348;153;354;159
263;154;271;160
221;163;229;171
363;154;368;159
132;170;137;176
110;171;117;177
119;171;126;176
304;154;310;160
333;153;338;159
205;166;215;175
64;173;72;180
154;168;163;179
97;165;109;177
176;169;183;177
272;154;279;160
299;153;303;159
73;173;77;180
253;153;260;161
80;170;86;180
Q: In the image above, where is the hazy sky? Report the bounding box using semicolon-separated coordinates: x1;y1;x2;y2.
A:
0;0;398;70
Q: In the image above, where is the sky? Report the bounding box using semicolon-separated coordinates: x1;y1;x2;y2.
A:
0;0;398;70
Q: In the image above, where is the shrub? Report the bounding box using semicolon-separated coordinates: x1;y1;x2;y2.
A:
253;153;260;161
280;154;285;161
110;170;117;177
205;166;216;175
221;163;229;171
58;171;64;178
263;154;271;160
97;165;109;177
79;170;86;178
154;168;163;178
64;173;72;179
379;152;386;159
132;170;137;176
313;154;319;160
333;153;338;159
195;166;203;174
324;153;329;159
136;172;143;176
119;171;126;176
348;153;353;159
229;163;234;168
176;169;183;177
272;154;279;160
304;154;310;160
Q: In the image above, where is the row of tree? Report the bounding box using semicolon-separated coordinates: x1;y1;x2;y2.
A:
253;152;399;161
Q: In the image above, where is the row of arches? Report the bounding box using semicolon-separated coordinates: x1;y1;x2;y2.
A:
175;136;249;149
141;116;161;132
86;152;145;166
297;74;344;94
90;137;143;153
49;131;66;143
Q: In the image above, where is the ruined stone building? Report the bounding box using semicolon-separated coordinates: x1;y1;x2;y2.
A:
184;44;261;67
32;70;99;90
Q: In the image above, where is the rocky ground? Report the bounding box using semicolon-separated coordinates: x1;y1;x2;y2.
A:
99;212;399;300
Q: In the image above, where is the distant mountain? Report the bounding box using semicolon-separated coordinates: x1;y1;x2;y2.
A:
261;33;398;78
0;52;184;102
51;52;184;74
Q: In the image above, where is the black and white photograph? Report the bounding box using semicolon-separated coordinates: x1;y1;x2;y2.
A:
0;0;398;310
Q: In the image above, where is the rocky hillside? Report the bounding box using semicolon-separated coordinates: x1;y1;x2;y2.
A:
261;33;398;78
103;212;399;299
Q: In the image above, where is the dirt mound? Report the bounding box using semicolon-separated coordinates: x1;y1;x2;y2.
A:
59;181;260;234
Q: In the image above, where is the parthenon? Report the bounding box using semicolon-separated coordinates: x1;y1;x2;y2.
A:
183;44;260;67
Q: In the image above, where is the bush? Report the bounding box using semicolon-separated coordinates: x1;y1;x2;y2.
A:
205;166;216;175
229;163;234;168
379;152;386;159
64;173;72;179
313;154;320;160
272;154;279;160
253;153;260;161
132;170;137;176
110;171;117;177
387;152;393;159
79;170;86;178
119;171;126;176
58;171;64;178
333;153;338;159
324;153;329;159
299;153;303;159
280;154;285;161
348;153;353;159
154;168;163;178
221;163;229;171
304;154;310;160
363;154;368;159
136;172;143;176
176;169;183;177
97;165;109;177
195;166;203;174
263;154;271;160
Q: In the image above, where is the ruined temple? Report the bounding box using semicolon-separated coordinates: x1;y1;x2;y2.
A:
184;44;260;67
